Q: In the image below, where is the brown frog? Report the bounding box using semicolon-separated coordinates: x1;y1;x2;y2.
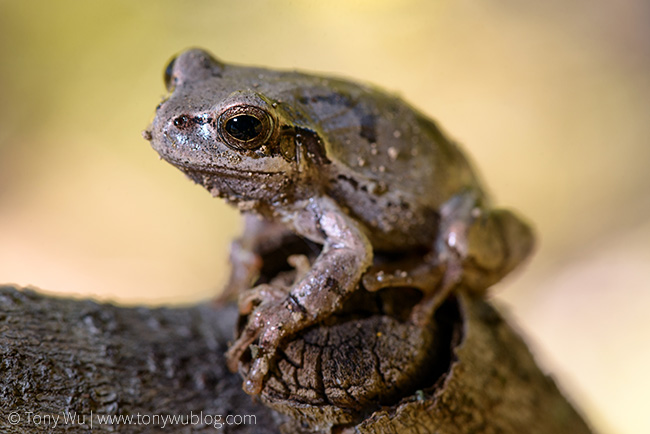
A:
144;48;534;396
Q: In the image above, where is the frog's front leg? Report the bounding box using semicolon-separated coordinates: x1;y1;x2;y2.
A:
226;196;373;395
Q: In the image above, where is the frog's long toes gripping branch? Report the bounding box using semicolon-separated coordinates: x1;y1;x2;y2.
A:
226;334;271;395
227;297;305;395
243;350;273;395
237;328;286;395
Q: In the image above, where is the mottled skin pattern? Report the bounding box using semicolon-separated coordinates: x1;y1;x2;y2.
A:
145;49;534;395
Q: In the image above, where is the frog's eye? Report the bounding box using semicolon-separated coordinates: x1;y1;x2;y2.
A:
164;55;177;92
225;115;263;142
218;105;274;151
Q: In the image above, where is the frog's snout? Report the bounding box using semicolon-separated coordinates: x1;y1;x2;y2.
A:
156;110;217;155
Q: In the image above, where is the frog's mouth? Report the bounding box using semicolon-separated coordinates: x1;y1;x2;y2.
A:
153;135;293;175
178;165;294;203
174;162;285;176
151;141;293;177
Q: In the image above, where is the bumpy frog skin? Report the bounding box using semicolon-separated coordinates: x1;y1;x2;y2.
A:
144;49;534;395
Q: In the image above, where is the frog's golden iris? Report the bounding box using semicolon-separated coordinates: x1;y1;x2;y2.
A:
217;104;274;151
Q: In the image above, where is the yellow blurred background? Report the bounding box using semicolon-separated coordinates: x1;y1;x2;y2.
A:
1;1;648;432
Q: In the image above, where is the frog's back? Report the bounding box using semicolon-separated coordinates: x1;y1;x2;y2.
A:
296;77;478;203
238;65;484;249
282;73;482;248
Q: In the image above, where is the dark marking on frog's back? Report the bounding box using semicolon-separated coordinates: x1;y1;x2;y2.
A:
298;94;348;107
298;93;377;144
337;174;359;190
358;110;377;144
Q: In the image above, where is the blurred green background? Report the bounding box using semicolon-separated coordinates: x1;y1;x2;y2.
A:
1;1;648;432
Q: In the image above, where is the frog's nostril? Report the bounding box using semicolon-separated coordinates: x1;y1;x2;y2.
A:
173;115;190;128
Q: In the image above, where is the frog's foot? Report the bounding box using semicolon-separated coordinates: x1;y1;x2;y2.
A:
409;256;463;326
226;297;305;395
361;253;462;328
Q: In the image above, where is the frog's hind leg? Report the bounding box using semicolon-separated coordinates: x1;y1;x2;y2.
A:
362;189;534;325
417;192;534;322
360;190;495;297
437;190;535;295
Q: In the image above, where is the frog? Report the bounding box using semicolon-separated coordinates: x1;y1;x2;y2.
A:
144;48;535;396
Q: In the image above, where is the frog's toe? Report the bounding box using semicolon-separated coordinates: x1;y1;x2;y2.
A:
237;284;269;315
226;315;264;372
243;354;271;395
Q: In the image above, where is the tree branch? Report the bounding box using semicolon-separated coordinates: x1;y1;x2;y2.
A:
0;285;592;433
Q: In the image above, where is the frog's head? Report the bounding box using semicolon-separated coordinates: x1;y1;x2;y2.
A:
145;49;316;206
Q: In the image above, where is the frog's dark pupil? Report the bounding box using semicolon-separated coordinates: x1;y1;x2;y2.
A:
225;115;263;141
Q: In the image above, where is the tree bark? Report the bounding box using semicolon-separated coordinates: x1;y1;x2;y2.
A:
0;285;592;433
